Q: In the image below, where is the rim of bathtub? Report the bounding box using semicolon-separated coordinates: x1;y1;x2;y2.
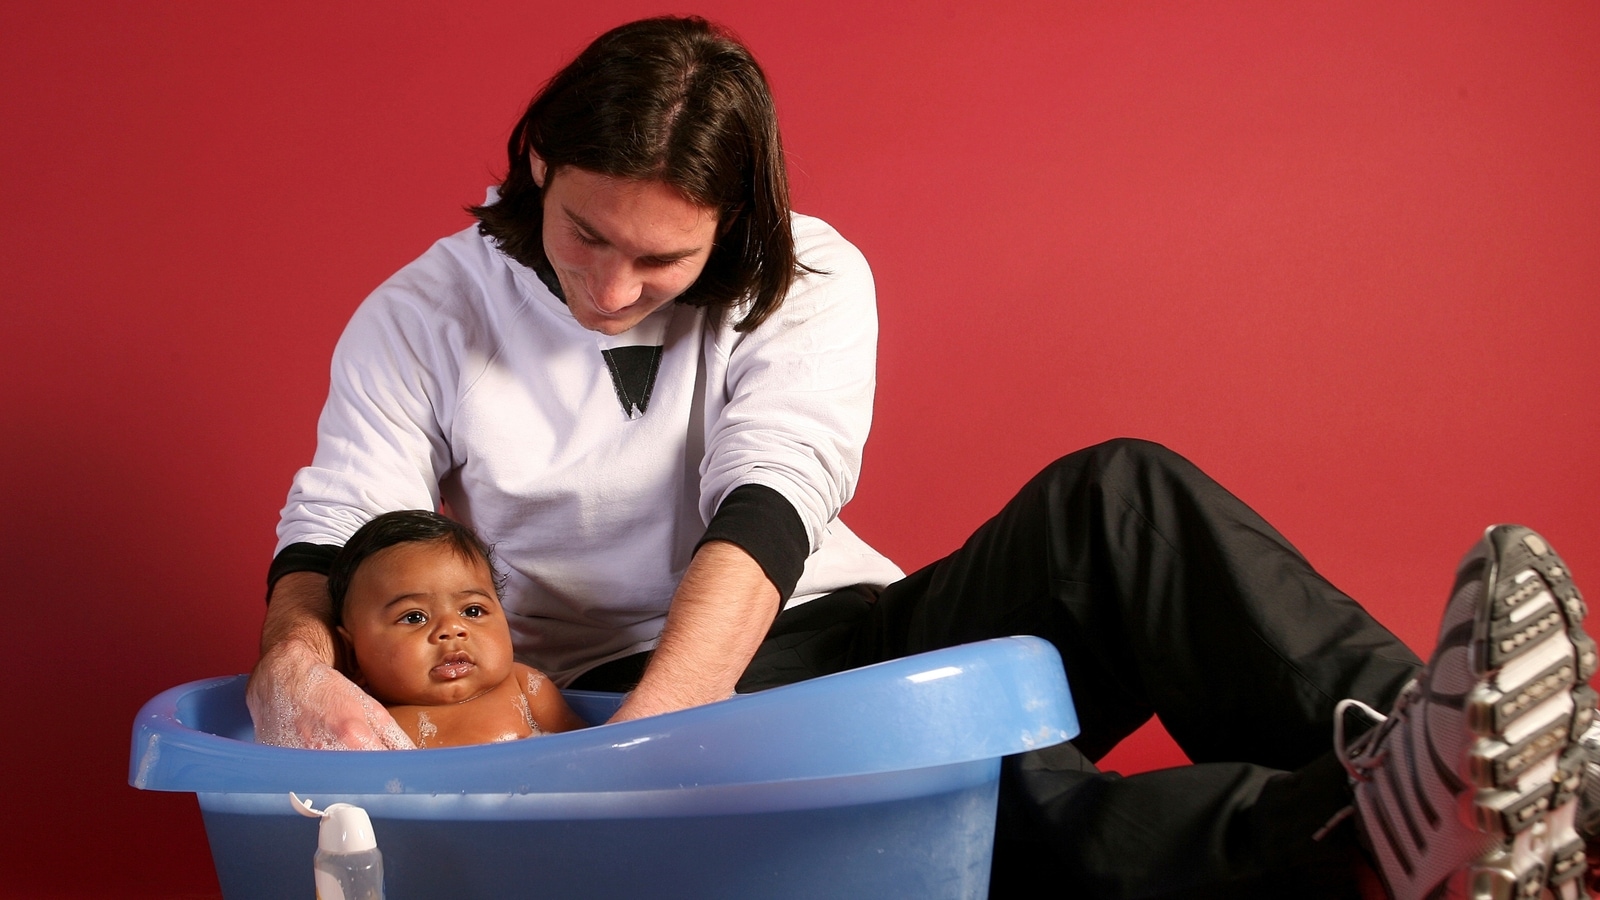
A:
131;635;1078;796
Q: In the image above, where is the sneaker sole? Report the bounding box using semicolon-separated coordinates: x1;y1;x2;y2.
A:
1465;526;1593;899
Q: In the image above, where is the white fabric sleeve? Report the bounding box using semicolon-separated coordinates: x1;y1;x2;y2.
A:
275;271;464;553
700;218;879;553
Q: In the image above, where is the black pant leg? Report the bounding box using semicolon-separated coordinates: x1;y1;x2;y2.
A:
738;585;878;692
851;437;1420;766
991;745;1372;899
749;438;1425;897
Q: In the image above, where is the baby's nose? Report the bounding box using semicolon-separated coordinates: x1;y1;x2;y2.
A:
432;619;468;641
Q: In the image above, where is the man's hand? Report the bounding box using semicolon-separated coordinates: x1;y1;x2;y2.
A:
246;570;414;750
247;640;415;750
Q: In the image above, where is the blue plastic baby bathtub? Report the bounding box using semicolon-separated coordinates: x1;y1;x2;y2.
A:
131;636;1077;900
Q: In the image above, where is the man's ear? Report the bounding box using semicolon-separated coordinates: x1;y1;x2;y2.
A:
530;153;548;189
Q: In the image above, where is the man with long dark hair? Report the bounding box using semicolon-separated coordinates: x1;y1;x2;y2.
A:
249;16;1598;899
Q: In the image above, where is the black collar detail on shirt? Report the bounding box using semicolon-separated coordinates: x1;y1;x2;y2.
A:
601;345;663;419
533;259;566;302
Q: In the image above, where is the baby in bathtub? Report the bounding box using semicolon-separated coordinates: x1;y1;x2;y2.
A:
329;509;588;748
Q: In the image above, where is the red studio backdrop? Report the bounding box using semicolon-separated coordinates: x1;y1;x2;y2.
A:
2;3;1596;896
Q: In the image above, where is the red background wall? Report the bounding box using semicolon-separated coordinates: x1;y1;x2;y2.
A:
2;2;1596;896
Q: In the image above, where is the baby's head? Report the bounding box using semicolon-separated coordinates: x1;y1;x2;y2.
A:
330;510;515;707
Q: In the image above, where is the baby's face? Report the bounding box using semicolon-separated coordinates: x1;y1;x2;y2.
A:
337;541;515;707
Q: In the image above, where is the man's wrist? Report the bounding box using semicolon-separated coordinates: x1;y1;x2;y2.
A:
260;571;338;660
259;630;337;669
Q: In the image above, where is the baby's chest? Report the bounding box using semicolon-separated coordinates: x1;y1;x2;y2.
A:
401;693;537;749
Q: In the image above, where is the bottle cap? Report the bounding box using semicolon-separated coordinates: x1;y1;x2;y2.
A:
317;803;377;853
290;793;378;853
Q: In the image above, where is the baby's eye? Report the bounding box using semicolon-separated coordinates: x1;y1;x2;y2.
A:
462;604;488;619
398;611;427;625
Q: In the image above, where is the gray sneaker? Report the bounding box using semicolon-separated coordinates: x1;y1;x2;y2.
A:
1577;717;1600;893
1336;525;1596;899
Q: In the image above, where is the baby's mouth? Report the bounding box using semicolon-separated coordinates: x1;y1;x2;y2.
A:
432;651;476;680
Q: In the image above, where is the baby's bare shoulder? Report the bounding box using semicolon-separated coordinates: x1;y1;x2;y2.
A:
513;663;587;733
511;662;553;692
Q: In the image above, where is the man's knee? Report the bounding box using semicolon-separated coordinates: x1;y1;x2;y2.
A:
1041;437;1188;485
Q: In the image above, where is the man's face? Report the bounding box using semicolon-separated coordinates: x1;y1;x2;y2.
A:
337;541;514;707
536;163;720;336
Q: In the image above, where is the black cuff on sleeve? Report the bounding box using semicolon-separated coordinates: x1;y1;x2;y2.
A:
696;484;810;603
265;542;341;603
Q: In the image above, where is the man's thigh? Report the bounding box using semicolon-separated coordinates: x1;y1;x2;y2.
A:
738;584;880;692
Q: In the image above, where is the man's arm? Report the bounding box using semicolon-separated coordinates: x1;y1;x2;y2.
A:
246;572;414;749
609;540;779;722
609;223;884;722
257;571;339;660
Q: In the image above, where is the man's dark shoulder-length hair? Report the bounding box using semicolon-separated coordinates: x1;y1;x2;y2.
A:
469;15;808;333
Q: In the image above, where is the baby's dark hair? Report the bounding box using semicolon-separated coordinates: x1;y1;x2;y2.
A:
328;510;502;626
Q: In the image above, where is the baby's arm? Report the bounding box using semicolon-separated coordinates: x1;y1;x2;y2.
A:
515;664;589;733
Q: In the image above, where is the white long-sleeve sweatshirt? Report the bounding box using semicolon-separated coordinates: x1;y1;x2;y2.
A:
276;213;904;684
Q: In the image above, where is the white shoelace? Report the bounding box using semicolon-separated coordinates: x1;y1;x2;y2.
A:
1311;687;1415;841
1333;696;1393;782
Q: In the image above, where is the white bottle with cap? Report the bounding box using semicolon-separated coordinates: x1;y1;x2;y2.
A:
292;793;386;900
